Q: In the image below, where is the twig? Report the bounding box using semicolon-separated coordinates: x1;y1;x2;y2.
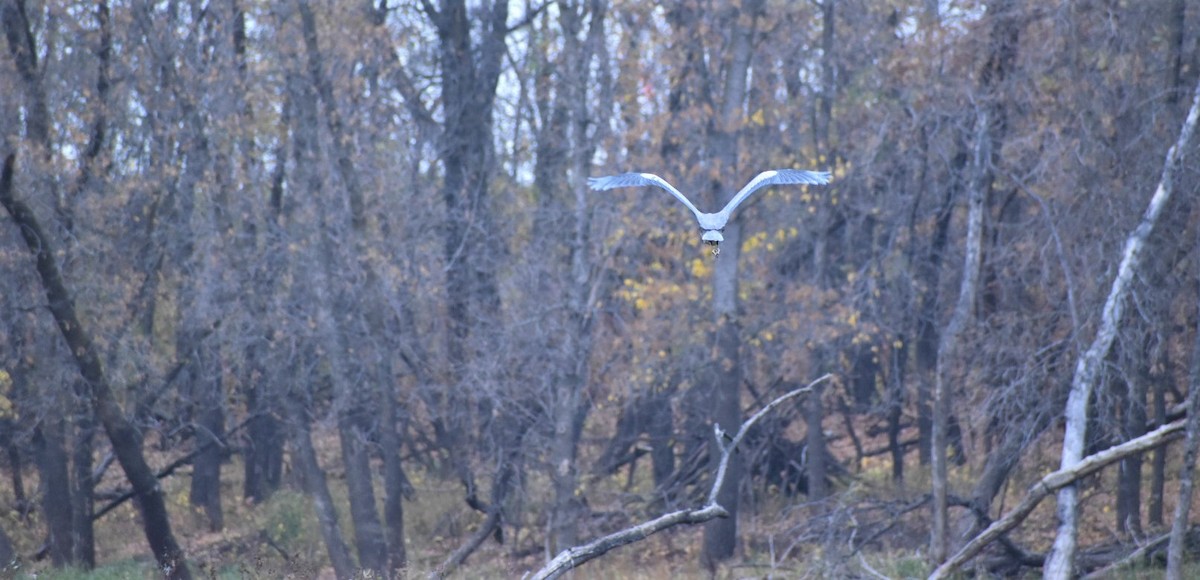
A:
528;374;832;580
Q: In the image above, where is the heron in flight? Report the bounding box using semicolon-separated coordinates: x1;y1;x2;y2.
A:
588;169;831;255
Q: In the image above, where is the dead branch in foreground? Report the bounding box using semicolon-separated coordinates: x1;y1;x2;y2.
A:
527;374;832;580
930;418;1186;580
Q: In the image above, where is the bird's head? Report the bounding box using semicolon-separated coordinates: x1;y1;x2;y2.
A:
702;229;724;245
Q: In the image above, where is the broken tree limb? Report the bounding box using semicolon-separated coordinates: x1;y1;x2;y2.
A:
528;374;832;580
930;418;1186;580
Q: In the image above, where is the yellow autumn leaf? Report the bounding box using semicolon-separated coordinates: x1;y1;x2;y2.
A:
750;108;766;126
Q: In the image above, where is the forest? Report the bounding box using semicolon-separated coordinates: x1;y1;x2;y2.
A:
2;0;1200;578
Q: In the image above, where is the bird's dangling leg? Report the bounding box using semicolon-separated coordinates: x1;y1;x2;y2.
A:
711;245;720;257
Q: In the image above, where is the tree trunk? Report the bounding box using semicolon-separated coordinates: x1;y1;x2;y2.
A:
398;2;509;522
914;184;955;468
298;4;414;569
243;383;283;505
887;339;907;483
1115;367;1145;536
189;371;225;533
281;46;362;577
1149;370;1167;526
235;0;283;509
933;0;1020;561
0;523;14;571
815;0;836;158
701;0;764;568
1167;340;1200;580
931;107;988;564
338;414;389;574
0;420;27;517
435;0;507;379
909;6;949;469
545;0;605;554
285;391;355;579
648;394;676;491
1164;0;1187;106
1046;74;1200;579
806;381;828;500
549;380;587;552
148;0;226;532
33;419;75;567
378;383;409;573
70;408;96;567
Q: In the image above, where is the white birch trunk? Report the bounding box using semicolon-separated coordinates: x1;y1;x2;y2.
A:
931;107;988;563
1044;75;1200;579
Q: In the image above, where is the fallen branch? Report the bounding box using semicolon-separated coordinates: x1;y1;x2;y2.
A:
930;418;1186;579
528;374;832;580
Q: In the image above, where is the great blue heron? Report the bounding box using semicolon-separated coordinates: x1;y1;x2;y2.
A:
588;169;831;255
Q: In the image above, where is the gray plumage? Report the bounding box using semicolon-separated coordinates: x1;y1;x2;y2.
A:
587;169;831;247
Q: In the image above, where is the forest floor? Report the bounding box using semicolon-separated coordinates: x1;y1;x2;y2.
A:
3;419;1199;579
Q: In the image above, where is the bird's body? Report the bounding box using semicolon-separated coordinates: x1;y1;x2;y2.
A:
587;169;831;252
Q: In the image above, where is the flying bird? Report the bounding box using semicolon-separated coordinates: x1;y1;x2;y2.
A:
588;169;831;254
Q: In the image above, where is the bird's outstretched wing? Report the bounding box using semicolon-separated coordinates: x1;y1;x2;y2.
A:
588;173;705;221
719;169;832;218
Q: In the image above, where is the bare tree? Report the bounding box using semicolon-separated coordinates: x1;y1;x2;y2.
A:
527;0;611;553
1;154;192;579
395;5;516;558
930;106;988;563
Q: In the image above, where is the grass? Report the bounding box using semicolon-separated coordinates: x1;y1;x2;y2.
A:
15;560;151;580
